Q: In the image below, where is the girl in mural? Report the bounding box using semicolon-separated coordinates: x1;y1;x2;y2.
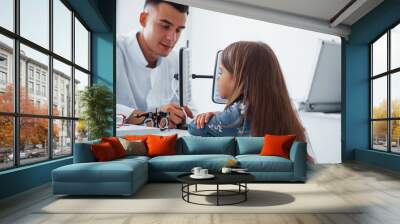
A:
188;41;306;141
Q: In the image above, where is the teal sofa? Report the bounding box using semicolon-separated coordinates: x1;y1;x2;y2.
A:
52;136;307;196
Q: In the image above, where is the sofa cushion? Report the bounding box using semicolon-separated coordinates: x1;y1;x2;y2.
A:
101;137;127;158
119;138;147;156
236;155;293;172
235;137;264;155
148;154;235;172
124;135;149;142
74;140;100;163
147;134;177;157
91;142;118;161
114;155;150;164
178;136;235;155
52;158;147;183
260;134;296;159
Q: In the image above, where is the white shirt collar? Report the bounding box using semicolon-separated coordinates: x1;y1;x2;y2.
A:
132;32;163;69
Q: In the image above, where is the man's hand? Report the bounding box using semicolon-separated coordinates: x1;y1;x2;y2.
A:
125;109;147;125
160;103;193;126
183;105;194;119
194;112;215;128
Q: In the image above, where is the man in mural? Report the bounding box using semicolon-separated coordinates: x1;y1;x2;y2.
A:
117;0;194;128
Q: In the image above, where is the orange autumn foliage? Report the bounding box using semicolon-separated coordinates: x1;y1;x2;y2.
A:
0;84;60;149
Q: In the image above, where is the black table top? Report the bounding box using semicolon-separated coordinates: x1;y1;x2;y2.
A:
177;172;255;185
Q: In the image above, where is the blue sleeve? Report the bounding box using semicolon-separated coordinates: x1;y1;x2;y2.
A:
187;104;243;137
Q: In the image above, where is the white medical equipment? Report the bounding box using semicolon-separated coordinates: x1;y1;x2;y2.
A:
299;40;341;113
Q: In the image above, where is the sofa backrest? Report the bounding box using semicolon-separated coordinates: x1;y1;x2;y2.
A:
74;137;237;162
177;136;236;155
235;137;264;155
74;136;303;161
73;139;100;163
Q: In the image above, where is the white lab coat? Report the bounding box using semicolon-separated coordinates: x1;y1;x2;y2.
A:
116;31;193;117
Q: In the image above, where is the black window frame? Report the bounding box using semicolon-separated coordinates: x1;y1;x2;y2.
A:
0;0;92;171
370;20;400;154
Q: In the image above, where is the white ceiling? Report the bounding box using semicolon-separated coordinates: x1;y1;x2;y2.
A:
170;0;384;37
226;0;352;22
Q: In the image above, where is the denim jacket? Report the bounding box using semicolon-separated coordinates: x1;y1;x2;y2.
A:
188;100;251;137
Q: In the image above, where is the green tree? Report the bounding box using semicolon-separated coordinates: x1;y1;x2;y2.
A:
79;84;113;140
372;99;400;144
372;100;387;139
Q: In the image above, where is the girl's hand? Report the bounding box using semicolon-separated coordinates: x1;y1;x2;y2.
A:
194;112;215;128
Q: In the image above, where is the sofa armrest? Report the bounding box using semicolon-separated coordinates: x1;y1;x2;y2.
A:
289;141;307;181
73;140;100;163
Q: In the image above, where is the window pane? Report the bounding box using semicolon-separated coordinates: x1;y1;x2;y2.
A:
20;117;49;165
391;120;400;153
53;0;72;60
20;44;49;115
74;69;89;118
0;0;14;31
20;0;49;49
392;24;400;70
53;59;72;117
372;121;388;151
0;34;14;112
53;119;72;158
75;18;89;70
0;116;13;170
372;33;387;76
372;77;387;119
75;120;88;143
391;72;400;118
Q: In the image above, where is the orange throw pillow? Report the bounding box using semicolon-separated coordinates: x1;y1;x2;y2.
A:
146;134;177;157
124;135;149;142
101;137;127;158
259;134;296;159
91;142;117;162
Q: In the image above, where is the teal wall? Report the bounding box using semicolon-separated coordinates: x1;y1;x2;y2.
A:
91;0;116;136
0;158;72;199
2;0;400;201
0;0;116;200
355;148;400;172
343;0;400;171
92;33;114;87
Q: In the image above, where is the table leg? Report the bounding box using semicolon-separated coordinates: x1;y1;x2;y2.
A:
217;184;219;206
245;183;247;201
181;184;183;199
187;184;190;202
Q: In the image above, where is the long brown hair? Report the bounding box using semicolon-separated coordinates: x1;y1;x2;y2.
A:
221;41;305;141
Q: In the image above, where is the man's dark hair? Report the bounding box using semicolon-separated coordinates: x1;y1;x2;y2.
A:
144;0;189;15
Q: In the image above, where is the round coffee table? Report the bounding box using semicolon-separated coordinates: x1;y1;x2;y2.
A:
177;172;255;206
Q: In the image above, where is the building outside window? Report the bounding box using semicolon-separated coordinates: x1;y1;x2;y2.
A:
35;83;40;95
0;71;6;84
41;73;46;83
0;54;7;88
28;66;34;80
35;70;41;81
41;85;46;97
0;54;7;67
0;0;91;170
28;81;34;94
